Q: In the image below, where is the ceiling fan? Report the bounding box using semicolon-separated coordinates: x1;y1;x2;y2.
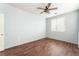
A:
37;3;58;14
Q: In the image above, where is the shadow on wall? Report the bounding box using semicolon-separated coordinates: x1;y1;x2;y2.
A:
77;10;79;47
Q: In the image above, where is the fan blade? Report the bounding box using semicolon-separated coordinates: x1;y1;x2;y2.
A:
37;7;45;9
47;3;51;8
46;11;50;13
40;11;44;14
48;8;58;10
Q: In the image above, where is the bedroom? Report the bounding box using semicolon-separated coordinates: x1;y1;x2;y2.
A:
0;3;79;56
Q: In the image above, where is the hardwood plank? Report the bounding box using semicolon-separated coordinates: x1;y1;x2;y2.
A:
0;38;79;56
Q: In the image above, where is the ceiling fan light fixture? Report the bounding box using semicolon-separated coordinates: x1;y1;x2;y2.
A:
37;3;58;14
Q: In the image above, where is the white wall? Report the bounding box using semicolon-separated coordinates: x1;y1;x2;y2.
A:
0;4;5;14
3;4;46;49
46;10;78;44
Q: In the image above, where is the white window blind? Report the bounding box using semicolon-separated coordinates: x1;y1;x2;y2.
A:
51;17;65;32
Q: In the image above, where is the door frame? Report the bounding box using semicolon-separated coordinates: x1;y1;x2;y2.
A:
0;14;4;51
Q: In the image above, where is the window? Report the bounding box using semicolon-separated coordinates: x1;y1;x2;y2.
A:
51;17;65;32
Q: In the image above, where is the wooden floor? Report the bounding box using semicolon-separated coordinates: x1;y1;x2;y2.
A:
0;38;79;56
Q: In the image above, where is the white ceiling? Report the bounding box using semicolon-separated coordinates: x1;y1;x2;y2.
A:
8;3;79;18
